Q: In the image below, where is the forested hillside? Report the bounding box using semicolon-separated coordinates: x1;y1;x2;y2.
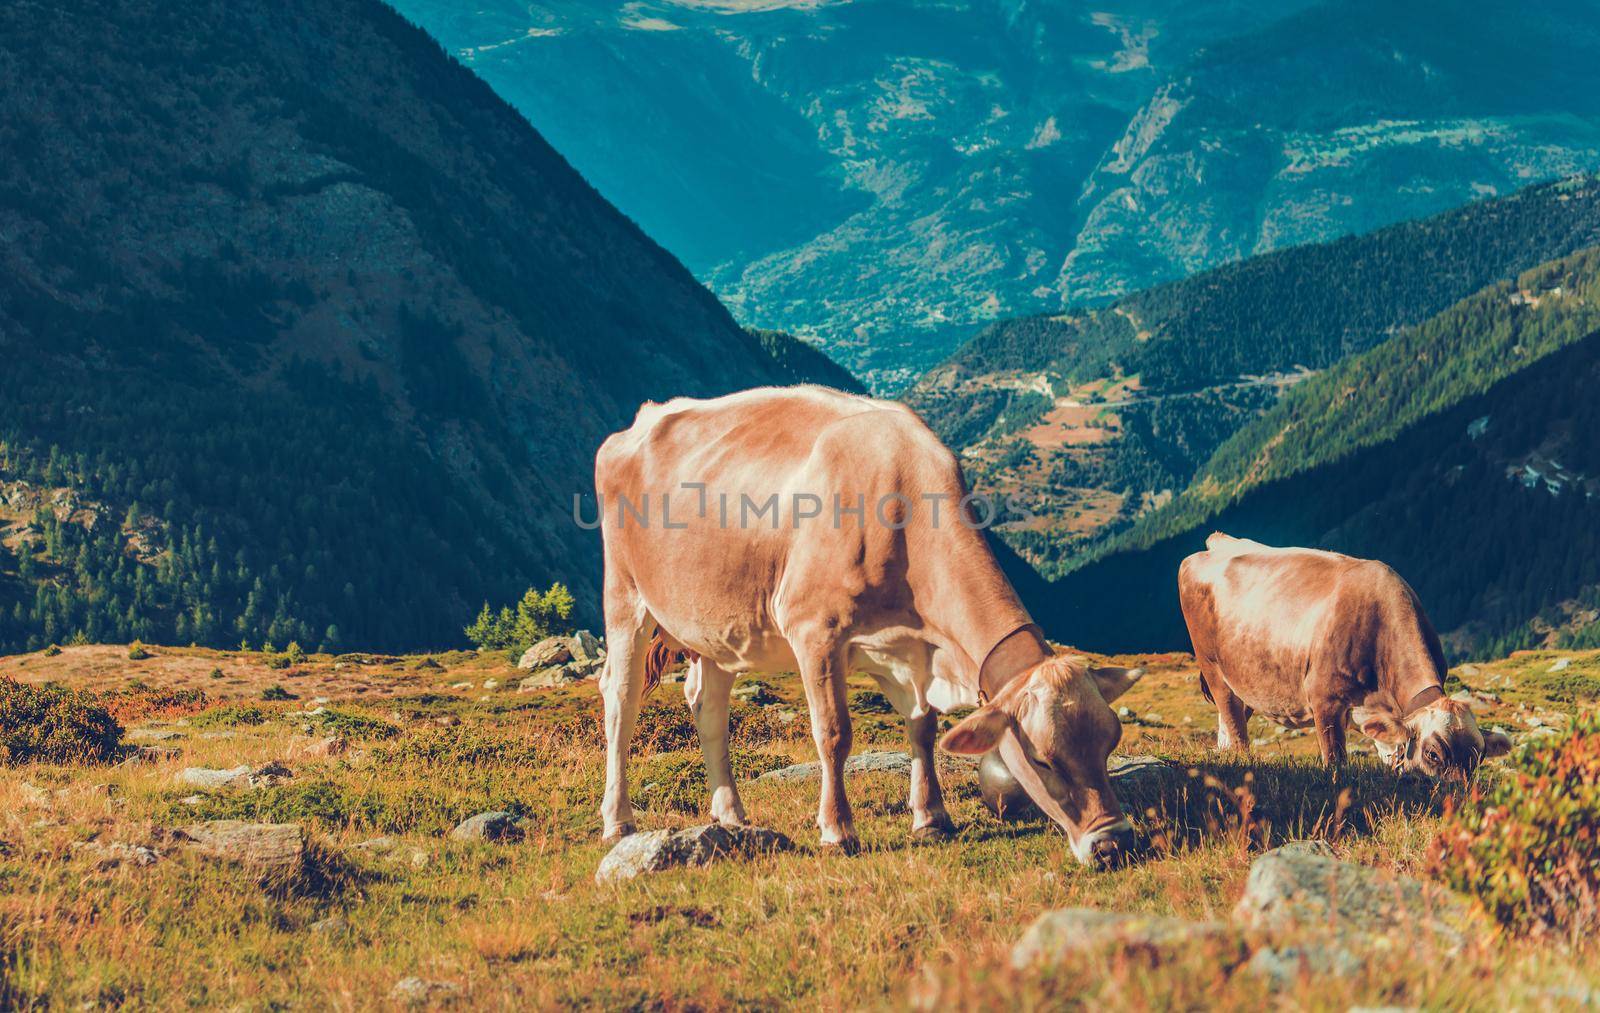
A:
1038;248;1600;657
907;176;1600;574
0;0;791;654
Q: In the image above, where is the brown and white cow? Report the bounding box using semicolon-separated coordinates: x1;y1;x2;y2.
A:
594;386;1142;866
1178;533;1511;777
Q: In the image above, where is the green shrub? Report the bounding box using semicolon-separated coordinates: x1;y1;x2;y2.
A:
265;653;292;671
302;707;399;740
464;583;575;661
42;644;61;657
848;689;897;715
190;704;270;728
127;642;151;661
284;642;306;667
0;678;123;764
209;667;225;680
262;685;296;701
1431;714;1600;937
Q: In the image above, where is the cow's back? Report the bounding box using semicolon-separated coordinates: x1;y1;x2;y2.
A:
594;386;976;669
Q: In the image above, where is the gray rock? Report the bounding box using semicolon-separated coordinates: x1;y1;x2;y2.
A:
567;656;605;679
757;750;914;782
1549;658;1572;673
71;840;160;869
517;636;573;671
126;728;186;742
570;629;605;663
309;914;349;935
732;681;780;706
481;678;501;691
177;821;307;884
595;824;794;883
353;835;399;853
1244;944;1363;988
390;977;462;1005
178;794;207;806
448;811;525;843
1010;908;1234;969
1234;845;1478;951
18;781;53;807
288;735;348;759
518;666;580;691
177;762;293;791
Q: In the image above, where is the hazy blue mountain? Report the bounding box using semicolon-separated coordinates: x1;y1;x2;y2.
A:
393;0;1600;390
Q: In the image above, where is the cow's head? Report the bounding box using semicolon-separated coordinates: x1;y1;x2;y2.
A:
940;656;1143;868
1351;698;1512;778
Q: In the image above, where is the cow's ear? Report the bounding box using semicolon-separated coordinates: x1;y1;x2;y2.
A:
1090;666;1144;704
940;706;1011;755
1483;728;1513;758
1351;705;1408;745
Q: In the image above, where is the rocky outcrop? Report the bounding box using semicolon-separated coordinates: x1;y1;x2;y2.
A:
1010;908;1235;969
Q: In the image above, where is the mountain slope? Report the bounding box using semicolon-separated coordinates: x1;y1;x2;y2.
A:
0;0;787;653
906;176;1600;574
395;0;1600;388
1036;247;1600;656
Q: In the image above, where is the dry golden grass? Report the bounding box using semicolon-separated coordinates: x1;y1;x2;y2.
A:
1;644;1597;1008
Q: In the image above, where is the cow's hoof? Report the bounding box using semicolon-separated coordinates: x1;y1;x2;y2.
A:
602;823;637;843
911;821;955;843
819;836;861;856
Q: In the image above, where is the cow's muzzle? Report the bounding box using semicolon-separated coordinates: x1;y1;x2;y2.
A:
1074;820;1136;870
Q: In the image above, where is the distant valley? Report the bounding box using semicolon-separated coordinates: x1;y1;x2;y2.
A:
393;0;1600;389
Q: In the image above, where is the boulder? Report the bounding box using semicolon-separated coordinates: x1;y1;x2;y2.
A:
595;824;794;884
1233;844;1478;951
390;978;462;1005
757;750;914;782
176;820;308;885
17;781;53;807
1010;908;1235;969
353;835;398;854
518;667;578;691
518;636;573;671
448;811;525;843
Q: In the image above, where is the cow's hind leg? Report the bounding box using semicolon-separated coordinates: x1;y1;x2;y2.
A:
599;602;652;841
1204;669;1252;752
792;629;858;851
684;656;749;827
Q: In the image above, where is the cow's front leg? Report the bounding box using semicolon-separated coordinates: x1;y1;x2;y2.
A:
684;657;749;827
907;708;954;840
1312;704;1348;767
795;638;858;851
599;618;649;841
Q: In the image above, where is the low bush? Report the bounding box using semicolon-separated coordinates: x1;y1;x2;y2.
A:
1430;714;1600;937
302;707;399;740
127;642;151;661
261;685;296;701
0;678;123;764
189;704;271;728
101;685;207;723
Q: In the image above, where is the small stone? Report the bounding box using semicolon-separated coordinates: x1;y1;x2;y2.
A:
179;794;207;806
731;681;779;706
448;811;525;843
1010;908;1235;969
309;914;349;935
1117;706;1135;720
18;782;53;807
288;735;348;760
71;840;160;869
434;714;460;727
595;824;794;883
1549;658;1572;673
390;978;461;1005
177;765;254;790
410;850;429;869
482;678;501;691
451;681;472;690
353;835;398;853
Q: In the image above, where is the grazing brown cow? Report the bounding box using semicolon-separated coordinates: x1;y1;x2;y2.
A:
595;386;1142;866
1178;533;1511;777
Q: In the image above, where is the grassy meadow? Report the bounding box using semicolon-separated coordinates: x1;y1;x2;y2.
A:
1;644;1597;1009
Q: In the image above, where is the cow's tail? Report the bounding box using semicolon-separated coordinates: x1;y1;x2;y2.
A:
643;628;682;698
